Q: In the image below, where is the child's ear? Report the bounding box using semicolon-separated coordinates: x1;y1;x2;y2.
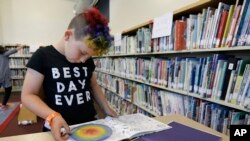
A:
64;30;73;41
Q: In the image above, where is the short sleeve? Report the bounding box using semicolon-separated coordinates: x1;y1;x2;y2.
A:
88;57;96;72
26;48;45;75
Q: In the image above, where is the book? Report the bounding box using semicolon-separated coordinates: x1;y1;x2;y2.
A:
243;84;250;109
174;20;187;51
231;60;250;104
221;5;235;47
215;10;229;48
220;57;239;100
67;113;171;141
232;0;250;46
237;64;250;105
237;1;250;46
210;2;230;48
209;54;232;98
225;4;242;47
136;121;221;141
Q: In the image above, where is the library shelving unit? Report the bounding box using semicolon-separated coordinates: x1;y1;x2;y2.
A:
0;45;31;92
94;0;250;135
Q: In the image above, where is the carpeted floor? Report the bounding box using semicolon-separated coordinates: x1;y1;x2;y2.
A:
0;92;44;137
0;102;21;133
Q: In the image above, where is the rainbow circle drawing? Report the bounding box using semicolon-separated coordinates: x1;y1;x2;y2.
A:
70;123;112;141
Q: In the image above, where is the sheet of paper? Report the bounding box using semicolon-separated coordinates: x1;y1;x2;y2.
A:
152;12;173;38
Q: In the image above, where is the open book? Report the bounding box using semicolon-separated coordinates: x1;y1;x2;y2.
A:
68;113;171;141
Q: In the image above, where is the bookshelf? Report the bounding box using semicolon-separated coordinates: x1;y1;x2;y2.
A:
0;45;31;92
94;0;250;135
96;69;250;113
95;46;250;57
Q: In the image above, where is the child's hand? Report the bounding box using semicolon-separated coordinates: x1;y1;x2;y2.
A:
105;107;118;118
50;115;71;141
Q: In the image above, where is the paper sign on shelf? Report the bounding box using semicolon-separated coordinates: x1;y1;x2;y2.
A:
152;12;173;38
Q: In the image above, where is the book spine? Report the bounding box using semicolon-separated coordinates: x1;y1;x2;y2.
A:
221;5;235;47
216;11;229;48
175;20;187;51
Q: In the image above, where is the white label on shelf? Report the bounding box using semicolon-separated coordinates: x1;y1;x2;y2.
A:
228;63;234;70
200;88;204;94
154;78;157;83
152;12;173;38
194;85;198;93
163;80;167;86
216;39;220;47
158;80;161;85
179;83;183;89
207;89;212;95
189;85;192;91
173;83;176;89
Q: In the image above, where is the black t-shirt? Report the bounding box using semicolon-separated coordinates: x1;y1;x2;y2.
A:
26;45;97;125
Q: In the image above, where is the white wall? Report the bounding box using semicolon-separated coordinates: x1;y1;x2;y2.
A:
109;0;198;34
0;0;75;46
0;3;3;43
0;0;198;45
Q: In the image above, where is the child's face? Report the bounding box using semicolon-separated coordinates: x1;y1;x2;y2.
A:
64;32;96;63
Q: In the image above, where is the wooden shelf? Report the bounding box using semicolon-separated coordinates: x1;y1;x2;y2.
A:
99;83;159;116
96;69;250;113
10;66;27;69
93;46;250;58
9;54;32;58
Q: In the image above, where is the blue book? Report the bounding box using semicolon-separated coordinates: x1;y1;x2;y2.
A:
136;121;221;141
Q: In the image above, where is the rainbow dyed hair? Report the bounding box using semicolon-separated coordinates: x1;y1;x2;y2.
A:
68;7;113;56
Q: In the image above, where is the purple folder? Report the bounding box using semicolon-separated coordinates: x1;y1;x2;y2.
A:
136;121;221;141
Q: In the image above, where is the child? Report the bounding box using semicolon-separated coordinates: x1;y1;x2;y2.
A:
21;7;117;141
0;45;24;110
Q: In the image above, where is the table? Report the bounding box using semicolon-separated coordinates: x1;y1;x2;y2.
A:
0;114;229;141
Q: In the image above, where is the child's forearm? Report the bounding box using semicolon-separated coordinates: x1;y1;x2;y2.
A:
21;93;55;120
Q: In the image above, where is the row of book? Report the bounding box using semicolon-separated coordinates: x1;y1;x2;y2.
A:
97;72;162;116
4;45;30;56
98;76;250;135
116;27;153;54
175;0;250;50
97;72;133;101
111;26;172;54
95;54;250;109
103;88;154;117
1;45;31;91
10;70;26;79
9;58;29;68
110;0;250;54
11;80;24;90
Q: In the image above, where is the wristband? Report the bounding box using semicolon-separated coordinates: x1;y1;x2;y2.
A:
46;112;61;126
